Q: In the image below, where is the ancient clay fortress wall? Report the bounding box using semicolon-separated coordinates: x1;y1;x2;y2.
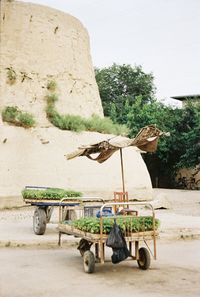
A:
0;1;152;202
0;0;103;124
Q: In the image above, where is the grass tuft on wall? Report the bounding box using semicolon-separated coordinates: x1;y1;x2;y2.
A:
2;106;36;128
45;94;128;135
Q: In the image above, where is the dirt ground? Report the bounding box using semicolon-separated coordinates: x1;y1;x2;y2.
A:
0;240;200;297
0;189;200;297
0;189;199;247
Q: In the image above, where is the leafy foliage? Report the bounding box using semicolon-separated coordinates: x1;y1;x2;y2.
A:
45;94;128;135
47;80;57;92
95;63;200;187
2;106;36;128
6;67;16;85
125;98;200;186
95;63;155;118
46;93;58;104
84;114;128;135
22;188;82;200
70;216;160;234
175;103;200;169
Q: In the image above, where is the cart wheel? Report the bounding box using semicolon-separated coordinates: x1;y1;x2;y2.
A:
46;206;54;223
137;247;151;270
78;239;92;256
33;208;47;235
83;251;95;273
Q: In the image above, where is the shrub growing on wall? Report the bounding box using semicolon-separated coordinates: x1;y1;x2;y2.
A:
2;106;36;128
6;67;17;85
47;80;57;92
45;93;128;135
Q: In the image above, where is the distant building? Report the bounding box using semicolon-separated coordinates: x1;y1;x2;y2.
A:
171;94;200;107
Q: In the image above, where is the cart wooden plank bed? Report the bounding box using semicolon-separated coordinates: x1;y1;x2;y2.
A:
23;186;104;235
58;201;159;273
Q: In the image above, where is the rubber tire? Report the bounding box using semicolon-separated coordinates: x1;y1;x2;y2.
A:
78;239;91;257
83;250;95;273
33;208;47;235
46;206;54;223
137;247;151;270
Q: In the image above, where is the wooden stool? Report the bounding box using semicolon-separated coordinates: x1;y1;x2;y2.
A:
114;191;129;213
113;192;138;216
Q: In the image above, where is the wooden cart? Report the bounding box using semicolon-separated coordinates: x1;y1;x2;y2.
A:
23;186;104;235
58;201;159;273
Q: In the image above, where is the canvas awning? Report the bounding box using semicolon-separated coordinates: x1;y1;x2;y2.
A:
66;125;167;163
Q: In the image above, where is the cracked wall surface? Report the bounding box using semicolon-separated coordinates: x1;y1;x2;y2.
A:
0;1;153;199
0;126;153;199
0;0;103;126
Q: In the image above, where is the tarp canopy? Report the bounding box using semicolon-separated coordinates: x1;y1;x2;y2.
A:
66;125;167;163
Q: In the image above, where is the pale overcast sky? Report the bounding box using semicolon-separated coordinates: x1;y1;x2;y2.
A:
22;0;200;102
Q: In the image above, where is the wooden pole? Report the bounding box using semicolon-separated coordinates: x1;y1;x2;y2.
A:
120;148;125;193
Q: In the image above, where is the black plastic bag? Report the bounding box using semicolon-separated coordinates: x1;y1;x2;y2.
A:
106;220;125;249
106;219;130;264
111;246;130;264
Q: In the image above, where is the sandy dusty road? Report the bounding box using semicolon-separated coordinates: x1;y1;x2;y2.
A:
0;240;200;297
0;189;200;247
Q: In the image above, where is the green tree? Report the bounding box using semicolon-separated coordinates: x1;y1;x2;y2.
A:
95;64;200;187
176;103;200;170
126;98;200;187
95;64;155;118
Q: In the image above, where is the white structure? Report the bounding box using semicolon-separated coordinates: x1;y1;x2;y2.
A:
0;0;103;124
0;1;153;203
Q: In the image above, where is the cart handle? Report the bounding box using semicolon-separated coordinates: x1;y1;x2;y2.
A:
58;196;105;222
99;201;157;260
58;197;82;222
99;201;155;217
